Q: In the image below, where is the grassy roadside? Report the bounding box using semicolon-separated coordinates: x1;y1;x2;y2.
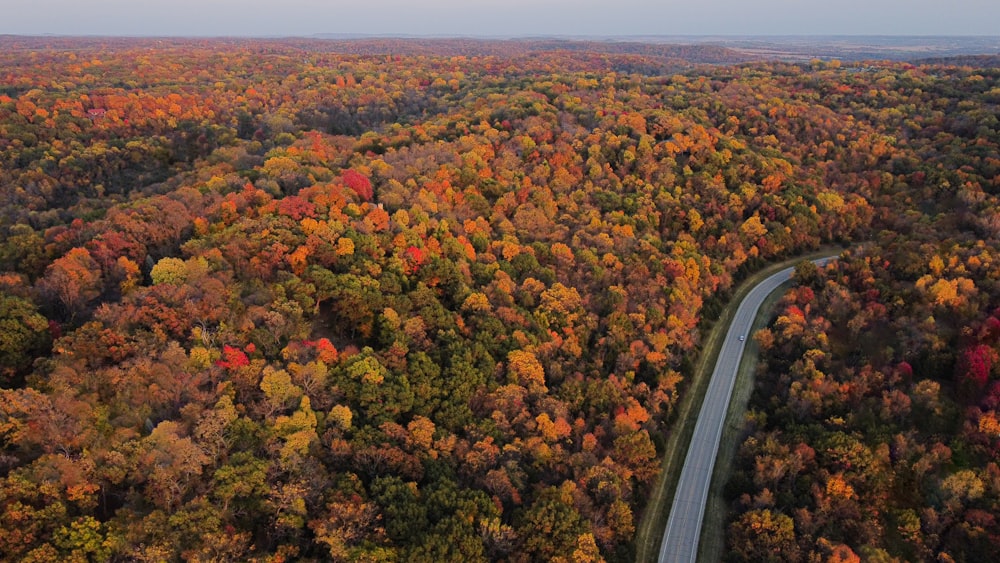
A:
633;248;840;563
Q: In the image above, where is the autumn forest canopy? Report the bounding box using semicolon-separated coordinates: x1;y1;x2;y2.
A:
0;37;998;562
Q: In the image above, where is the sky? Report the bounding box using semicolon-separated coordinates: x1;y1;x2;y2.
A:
2;0;999;37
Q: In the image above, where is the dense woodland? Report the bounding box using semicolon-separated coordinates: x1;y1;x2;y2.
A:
726;106;1000;561
0;37;996;562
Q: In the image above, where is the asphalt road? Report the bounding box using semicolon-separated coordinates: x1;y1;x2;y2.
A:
658;258;832;562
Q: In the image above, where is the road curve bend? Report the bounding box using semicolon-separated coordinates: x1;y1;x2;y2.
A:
658;258;833;563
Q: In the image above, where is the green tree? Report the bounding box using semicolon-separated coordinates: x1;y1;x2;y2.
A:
518;483;589;561
344;350;414;424
52;516;112;562
0;294;50;385
728;509;798;562
371;476;429;544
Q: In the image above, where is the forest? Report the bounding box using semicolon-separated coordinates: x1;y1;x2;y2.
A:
0;37;997;562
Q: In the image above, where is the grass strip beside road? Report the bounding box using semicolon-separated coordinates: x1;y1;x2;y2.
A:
633;248;840;563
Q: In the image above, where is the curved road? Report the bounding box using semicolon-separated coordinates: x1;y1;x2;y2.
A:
659;258;833;563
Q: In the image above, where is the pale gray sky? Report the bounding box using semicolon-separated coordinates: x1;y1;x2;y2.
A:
2;0;998;37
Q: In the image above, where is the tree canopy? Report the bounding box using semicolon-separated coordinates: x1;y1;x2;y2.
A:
0;36;997;561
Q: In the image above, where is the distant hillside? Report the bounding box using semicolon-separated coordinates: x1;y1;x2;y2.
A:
914;54;1000;67
707;35;1000;62
301;37;756;64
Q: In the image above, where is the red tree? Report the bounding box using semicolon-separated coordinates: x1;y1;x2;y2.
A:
342;169;373;201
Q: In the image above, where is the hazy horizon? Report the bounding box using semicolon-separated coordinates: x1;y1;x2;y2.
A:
5;33;1000;40
3;0;1000;38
